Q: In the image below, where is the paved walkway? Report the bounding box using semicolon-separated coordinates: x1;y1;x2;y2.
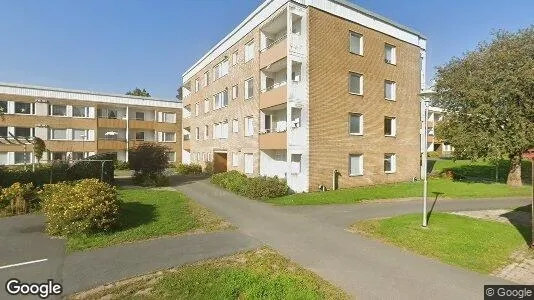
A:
175;179;521;300
0;214;260;299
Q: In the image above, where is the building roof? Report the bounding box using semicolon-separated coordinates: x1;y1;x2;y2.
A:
0;82;181;109
182;0;427;82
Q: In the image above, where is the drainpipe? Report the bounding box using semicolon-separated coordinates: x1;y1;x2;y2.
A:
332;169;338;190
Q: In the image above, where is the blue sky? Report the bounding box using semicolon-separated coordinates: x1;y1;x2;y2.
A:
0;0;532;99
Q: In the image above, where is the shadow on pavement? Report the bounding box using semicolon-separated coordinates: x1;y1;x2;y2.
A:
502;205;532;246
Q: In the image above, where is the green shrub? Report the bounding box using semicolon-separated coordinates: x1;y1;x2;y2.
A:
129;143;169;174
427;151;441;159
203;161;214;174
132;172;170;187
0;182;39;215
41;179;120;236
176;163;203;175
211;171;289;199
114;160;130;170
242;176;289;199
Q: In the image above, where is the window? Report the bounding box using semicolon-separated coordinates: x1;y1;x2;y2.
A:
349;73;363;95
244;116;254;137
385;81;396;100
14;127;32;138
203;99;210;113
162;112;176;123
163;132;176;142
204;71;210;87
72;152;86;160
385;44;396;64
195;78;200;92
244;78;254;99
384;117;397;136
244;153;253;174
349;154;363;176
72;106;89;118
232;51;238;65
73;129;87;140
0;127;7;136
349;114;363;135
349;32;363;55
14;152;31;164
51;128;67;140
213;58;229;80
263;114;272;132
0;152;6;165
97;108;118;119
244;40;255;62
291;154;301;174
134;111;145;121
232;153;239;167
15;102;32;114
135;131;145;141
204;125;209;140
213;90;229;110
0;101;7;114
195;127;200;140
232;85;238;99
384;154;396;173
49;105;67;116
291;107;301;128
195;103;199;116
213;122;228;139
232;119;239;133
167;152;176;162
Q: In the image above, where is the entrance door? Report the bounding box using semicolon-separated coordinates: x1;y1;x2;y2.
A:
213;152;228;173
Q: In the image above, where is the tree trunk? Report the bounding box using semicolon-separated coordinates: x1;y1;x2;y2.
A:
507;153;523;187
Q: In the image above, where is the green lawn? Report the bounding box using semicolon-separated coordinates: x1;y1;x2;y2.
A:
71;248;349;300
431;159;532;184
268;178;531;205
350;213;529;274
66;188;230;252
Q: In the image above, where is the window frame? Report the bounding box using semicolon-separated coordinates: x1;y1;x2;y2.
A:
384;153;397;173
244;39;255;62
50;128;68;140
385;80;397;101
244;77;254;100
349;31;363;55
14;102;33;115
232;84;238;100
349;113;363;136
50;104;67;117
349;154;364;176
349;72;363;95
384;43;397;65
384;116;397;137
244;116;253;137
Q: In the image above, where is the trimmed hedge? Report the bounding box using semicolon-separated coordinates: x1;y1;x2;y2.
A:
211;171;289;199
41;179;120;235
0;153;115;188
176;163;203;175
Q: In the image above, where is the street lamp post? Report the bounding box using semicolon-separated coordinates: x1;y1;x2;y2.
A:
420;90;434;228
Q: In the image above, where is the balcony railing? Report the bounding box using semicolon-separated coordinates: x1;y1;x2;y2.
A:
260;34;287;53
261;82;287;93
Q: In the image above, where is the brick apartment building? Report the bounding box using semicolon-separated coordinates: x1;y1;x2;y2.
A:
0;83;182;165
181;0;427;192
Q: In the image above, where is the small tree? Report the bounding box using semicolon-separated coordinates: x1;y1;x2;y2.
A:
126;88;151;97
434;27;534;186
129;143;169;175
33;137;46;164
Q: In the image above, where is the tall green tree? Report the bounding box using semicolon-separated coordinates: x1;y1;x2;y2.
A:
434;27;534;186
126;88;151;97
33;137;46;164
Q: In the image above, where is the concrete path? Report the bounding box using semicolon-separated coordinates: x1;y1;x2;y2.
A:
0;214;260;299
175;179;520;300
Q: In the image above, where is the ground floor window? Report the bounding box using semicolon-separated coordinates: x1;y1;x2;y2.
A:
167;152;176;162
0;152;7;165
244;153;253;174
72;152;87;160
384;153;396;173
232;152;239;167
14;152;32;164
291;154;301;174
349;154;363;176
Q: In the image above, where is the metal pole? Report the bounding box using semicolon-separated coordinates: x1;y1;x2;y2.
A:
23;144;27;171
422;102;429;227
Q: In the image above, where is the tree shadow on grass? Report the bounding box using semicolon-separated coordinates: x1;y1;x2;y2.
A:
501;204;531;246
440;161;532;185
117;201;157;231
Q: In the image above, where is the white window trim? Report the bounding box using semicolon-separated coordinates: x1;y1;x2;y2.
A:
349;113;363;136
385;43;397;65
244;40;255;62
244;77;254;100
50;128;68;141
385;117;397;137
349;31;363;55
385;80;396;101
349;154;363;176
349;72;363;96
384;153;397;173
